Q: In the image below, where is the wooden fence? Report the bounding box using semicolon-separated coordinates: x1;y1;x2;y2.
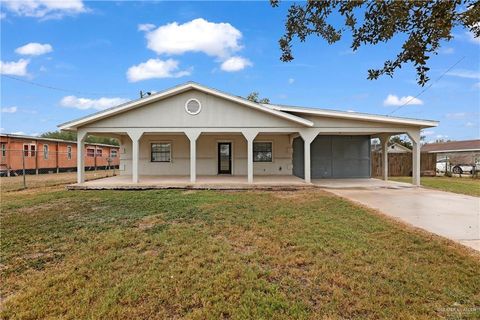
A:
371;152;436;177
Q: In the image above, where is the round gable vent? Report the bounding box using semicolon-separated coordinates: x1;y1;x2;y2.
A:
185;98;201;115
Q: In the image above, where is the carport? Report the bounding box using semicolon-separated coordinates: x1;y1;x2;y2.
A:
293;135;371;179
273;104;437;185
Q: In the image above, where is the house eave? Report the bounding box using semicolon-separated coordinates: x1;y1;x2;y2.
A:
265;104;439;128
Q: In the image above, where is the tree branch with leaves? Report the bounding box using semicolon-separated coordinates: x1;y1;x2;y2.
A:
271;0;479;86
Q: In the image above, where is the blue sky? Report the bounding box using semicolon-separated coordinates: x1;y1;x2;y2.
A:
1;1;479;142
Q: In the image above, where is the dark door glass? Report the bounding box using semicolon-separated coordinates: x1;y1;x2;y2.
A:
218;143;231;174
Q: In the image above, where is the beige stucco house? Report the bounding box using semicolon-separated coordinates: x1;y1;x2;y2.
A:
59;82;438;186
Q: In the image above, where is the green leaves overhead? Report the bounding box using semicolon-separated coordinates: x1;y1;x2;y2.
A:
272;0;480;86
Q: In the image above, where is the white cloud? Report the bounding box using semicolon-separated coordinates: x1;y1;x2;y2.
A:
220;56;251;72
436;134;449;139
474;82;480;89
60;96;129;111
465;122;476;127
422;130;435;136
466;23;480;44
446;112;467;119
339;49;355;55
1;106;18;113
439;47;454;54
3;0;86;19
138;23;155;32
143;18;242;59
446;69;480;79
12;131;26;135
383;94;423;106
15;42;53;56
467;32;480;44
288;78;295;84
0;59;29;76
0;12;6;20
127;58;191;82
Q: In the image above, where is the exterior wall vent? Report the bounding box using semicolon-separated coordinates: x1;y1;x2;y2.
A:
185;99;201;115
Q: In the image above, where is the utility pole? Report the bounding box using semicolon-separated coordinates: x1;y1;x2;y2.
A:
140;90;151;98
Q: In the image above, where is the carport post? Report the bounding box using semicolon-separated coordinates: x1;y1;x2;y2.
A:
407;130;421;186
299;130;319;184
379;134;391;181
185;130;201;183
77;130;87;184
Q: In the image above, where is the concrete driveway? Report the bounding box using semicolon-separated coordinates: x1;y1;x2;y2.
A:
322;182;480;251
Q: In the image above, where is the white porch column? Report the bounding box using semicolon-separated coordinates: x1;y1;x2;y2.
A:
242;130;258;184
127;130;143;183
77;130;87;183
407;130;421;186
379;134;391;181
185;130;201;183
299;129;319;184
304;141;312;183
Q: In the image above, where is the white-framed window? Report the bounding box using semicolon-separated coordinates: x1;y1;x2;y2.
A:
185;98;202;115
43;144;49;160
253;142;273;162
151;143;171;162
86;148;95;157
67;145;72;160
110;149;118;158
96;148;102;157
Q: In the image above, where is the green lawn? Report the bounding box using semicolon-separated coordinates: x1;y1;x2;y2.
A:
391;176;480;197
1;187;479;319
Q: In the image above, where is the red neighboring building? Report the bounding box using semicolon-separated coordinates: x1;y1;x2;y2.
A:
0;133;120;176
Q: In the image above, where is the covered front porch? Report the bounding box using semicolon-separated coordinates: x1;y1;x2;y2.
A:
76;128;315;185
74;127;424;187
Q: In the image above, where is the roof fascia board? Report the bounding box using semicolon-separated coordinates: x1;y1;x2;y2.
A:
270;105;438;128
424;148;480;153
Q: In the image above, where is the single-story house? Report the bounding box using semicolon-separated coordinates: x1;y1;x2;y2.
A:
422;139;480;165
0;133;119;176
59;82;438;186
371;142;412;154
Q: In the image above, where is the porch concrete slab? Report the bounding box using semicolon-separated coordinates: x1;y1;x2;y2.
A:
68;175;310;190
312;178;414;190
327;187;480;251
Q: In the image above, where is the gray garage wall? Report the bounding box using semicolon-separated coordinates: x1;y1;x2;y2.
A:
293;135;371;179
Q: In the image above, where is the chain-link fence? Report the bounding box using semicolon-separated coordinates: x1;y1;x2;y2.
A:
0;149;119;191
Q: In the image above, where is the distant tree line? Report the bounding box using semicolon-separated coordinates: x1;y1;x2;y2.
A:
40;131;119;146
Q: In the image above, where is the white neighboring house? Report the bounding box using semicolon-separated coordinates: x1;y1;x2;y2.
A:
58;82;438;186
372;142;412;154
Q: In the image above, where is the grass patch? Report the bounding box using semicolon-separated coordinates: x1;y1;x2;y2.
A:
0;170;116;192
391;176;480;197
1;187;479;319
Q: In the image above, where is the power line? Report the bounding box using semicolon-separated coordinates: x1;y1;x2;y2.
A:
1;74;131;96
388;56;466;115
